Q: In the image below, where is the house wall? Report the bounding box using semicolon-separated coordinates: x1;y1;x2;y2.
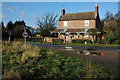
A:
58;20;96;28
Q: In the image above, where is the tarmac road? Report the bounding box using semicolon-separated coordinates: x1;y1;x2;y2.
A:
28;43;120;76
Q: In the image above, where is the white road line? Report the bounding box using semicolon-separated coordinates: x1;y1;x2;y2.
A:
65;47;74;51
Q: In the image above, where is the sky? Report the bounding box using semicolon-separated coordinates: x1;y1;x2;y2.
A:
2;2;118;28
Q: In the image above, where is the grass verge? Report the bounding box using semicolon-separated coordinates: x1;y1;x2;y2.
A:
27;41;119;47
2;41;118;79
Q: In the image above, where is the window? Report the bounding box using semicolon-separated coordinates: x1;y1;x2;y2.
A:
85;28;88;31
84;35;89;38
63;21;68;26
84;20;89;26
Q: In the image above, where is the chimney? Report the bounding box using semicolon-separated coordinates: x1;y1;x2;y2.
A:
61;8;65;15
95;3;99;13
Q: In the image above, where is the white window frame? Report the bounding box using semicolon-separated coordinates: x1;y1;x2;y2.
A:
84;20;89;26
84;35;89;38
63;21;68;26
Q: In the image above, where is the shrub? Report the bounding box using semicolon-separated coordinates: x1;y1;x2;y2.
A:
21;45;41;63
2;41;24;54
114;40;120;44
27;38;43;43
72;39;91;43
3;69;21;78
12;41;24;53
52;39;64;43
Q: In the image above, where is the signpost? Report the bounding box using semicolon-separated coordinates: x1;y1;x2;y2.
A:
22;31;28;50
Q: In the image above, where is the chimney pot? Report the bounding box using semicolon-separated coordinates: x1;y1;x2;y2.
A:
61;8;65;15
95;3;99;13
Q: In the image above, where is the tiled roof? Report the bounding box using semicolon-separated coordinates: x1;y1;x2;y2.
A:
52;28;82;33
52;29;63;32
59;11;97;21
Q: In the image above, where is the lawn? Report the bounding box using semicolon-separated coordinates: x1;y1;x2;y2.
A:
2;41;118;79
27;41;119;47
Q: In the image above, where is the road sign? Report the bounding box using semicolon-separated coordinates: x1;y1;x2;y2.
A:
22;32;28;38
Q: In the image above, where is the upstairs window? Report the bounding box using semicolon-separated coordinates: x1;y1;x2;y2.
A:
63;21;68;26
84;20;89;26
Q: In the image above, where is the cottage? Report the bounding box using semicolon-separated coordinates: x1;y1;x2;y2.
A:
45;4;102;43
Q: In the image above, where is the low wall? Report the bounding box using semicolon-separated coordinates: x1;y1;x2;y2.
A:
44;37;91;43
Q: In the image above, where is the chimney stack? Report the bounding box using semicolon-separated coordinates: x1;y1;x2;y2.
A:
95;3;99;13
61;8;65;15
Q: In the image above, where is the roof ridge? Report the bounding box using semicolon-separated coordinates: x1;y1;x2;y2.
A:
65;11;96;15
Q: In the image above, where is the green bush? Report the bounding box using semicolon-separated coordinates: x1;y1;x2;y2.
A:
72;39;91;43
27;38;43;43
114;40;120;44
52;39;64;43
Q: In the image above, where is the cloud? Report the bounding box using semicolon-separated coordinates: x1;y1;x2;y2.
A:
4;6;18;12
0;14;8;20
19;11;25;16
32;15;38;20
0;3;2;7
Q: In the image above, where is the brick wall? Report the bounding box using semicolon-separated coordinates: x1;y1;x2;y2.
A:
58;20;96;28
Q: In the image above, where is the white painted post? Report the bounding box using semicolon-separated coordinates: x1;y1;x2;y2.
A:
24;37;26;50
24;28;26;50
8;36;10;43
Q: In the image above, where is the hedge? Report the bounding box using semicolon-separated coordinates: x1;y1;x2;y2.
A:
27;38;43;42
52;39;64;43
114;40;120;44
72;39;91;43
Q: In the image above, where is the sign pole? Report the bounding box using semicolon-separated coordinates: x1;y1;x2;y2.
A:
24;37;26;50
22;28;29;50
8;36;10;43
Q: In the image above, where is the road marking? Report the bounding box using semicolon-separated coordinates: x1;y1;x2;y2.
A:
117;50;120;51
65;47;72;48
65;47;74;51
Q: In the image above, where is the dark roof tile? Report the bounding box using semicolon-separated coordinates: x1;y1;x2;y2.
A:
59;11;97;21
52;29;83;33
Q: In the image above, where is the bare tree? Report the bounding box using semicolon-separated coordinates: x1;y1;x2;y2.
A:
36;13;58;37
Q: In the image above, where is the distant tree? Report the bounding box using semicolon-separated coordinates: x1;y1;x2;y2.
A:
114;12;120;22
13;24;24;38
6;21;14;30
5;21;15;41
0;21;5;34
0;22;3;40
0;21;9;40
36;13;58;37
101;11;120;44
14;20;26;28
104;11;114;22
103;20;120;43
13;20;26;38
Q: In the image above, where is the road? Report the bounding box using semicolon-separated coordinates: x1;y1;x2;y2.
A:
28;43;120;76
28;43;120;50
